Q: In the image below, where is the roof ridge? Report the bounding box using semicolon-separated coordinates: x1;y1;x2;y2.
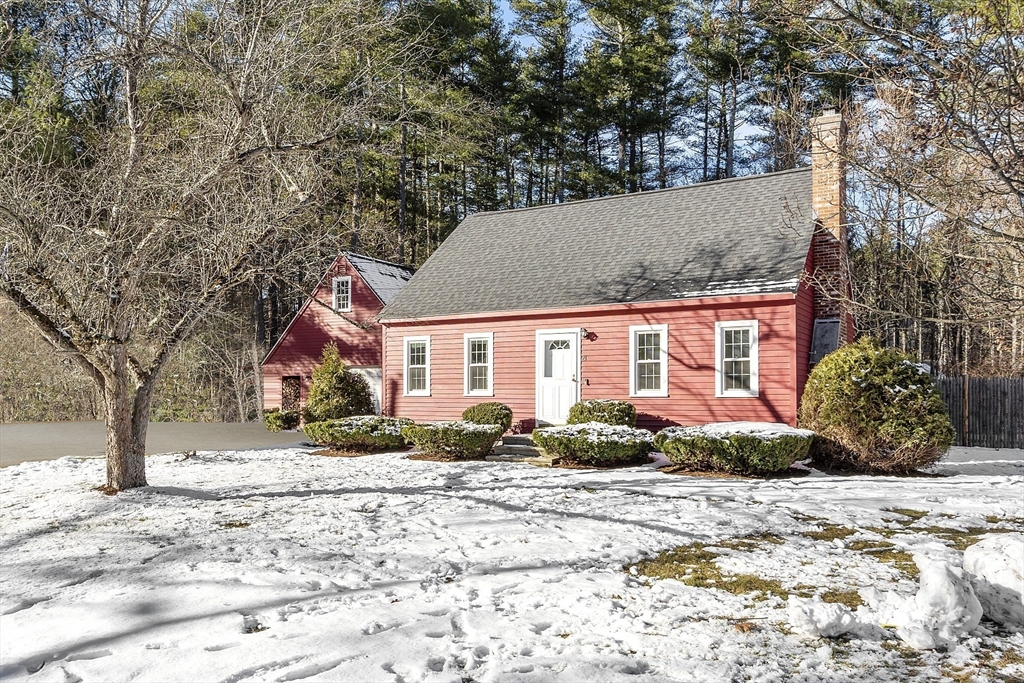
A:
344;251;415;272
469;166;812;218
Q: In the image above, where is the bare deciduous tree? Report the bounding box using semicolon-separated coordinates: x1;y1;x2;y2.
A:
0;0;409;489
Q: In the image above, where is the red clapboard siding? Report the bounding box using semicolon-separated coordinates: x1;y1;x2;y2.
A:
383;293;803;430
794;250;815;419
262;256;384;409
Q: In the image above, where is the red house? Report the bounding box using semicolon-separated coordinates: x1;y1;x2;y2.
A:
377;113;853;430
262;253;414;414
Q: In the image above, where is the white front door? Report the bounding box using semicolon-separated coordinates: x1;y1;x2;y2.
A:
536;330;580;425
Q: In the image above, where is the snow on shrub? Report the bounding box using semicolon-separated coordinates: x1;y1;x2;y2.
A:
532;422;654;466
303;416;413;451
798;338;954;473
654;422;814;475
567;399;637;427
302;344;376;424
263;408;299;432
462;402;513;433
400;421;503;460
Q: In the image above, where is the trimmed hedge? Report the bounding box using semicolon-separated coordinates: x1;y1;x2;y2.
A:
567;399;637;427
654;422;814;474
532;422;654;466
462;402;514;433
302;344;376;424
303;416;413;451
264;408;300;432
798;338;954;473
401;421;503;461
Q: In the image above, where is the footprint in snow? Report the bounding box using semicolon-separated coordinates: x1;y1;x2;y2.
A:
361;620;400;635
65;649;112;661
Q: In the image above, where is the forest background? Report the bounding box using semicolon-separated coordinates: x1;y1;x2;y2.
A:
2;0;1021;424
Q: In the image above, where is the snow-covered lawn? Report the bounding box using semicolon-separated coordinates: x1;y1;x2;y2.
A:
1;446;1021;683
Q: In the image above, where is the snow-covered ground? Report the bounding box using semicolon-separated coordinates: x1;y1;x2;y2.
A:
1;446;1021;683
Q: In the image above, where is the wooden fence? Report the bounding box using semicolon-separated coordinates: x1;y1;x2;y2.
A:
936;377;1024;449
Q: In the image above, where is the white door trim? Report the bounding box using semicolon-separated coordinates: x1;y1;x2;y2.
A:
535;328;581;426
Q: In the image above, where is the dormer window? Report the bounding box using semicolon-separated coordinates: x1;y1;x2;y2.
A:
332;276;351;312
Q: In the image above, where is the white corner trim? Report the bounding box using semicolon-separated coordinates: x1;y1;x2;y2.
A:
332;275;352;312
629;324;669;398
463;332;495;397
403;335;431;397
715;319;759;398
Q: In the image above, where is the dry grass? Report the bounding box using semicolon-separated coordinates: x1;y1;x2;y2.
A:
631;541;789;600
820;589;865;610
714;532;785;552
802;524;858;542
885;508;930;524
218;520;250;529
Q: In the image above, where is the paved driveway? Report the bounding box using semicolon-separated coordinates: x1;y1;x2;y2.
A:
0;421;306;467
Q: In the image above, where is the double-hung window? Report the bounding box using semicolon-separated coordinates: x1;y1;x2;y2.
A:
629;324;668;397
404;336;430;396
332;276;352;312
463;332;494;396
715;320;759;397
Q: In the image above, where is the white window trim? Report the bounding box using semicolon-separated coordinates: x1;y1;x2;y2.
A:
403;335;430;397
463;332;495;397
332;276;352;312
715;320;759;398
629;324;669;398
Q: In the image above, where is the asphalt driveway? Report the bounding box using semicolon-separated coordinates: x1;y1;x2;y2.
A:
0;421;306;467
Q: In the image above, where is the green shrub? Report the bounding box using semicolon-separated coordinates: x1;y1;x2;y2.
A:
302;344;376;424
567;399;637;427
654;422;814;474
401;421;503;460
462;402;514;433
798;338;954;473
264;408;300;432
303;416;413;450
532;422;654;466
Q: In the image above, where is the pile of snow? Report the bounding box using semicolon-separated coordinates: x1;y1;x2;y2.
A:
658;422;814;441
787;597;857;638
963;533;1024;629
861;556;982;650
533;422;654;444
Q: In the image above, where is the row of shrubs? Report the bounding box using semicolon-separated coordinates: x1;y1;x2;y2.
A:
267;339;955;474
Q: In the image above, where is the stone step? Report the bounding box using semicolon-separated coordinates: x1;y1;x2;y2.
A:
491;444;546;458
500;434;536;447
486;442;556;466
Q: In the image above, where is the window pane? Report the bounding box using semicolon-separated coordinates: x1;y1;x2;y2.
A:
637;332;660;362
724;360;751;390
637;361;660;391
470;339;488;365
408;342;425;366
408;367;426;391
470;365;489;391
724;329;749;360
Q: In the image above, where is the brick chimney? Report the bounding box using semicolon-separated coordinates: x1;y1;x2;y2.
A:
810;110;853;345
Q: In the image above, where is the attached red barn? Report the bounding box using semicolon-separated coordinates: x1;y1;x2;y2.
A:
377;113;853;430
261;253;414;414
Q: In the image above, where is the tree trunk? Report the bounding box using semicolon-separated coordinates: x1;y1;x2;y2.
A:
99;345;149;490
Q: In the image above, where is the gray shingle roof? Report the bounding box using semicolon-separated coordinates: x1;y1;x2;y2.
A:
379;168;815;320
346;253;415;305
